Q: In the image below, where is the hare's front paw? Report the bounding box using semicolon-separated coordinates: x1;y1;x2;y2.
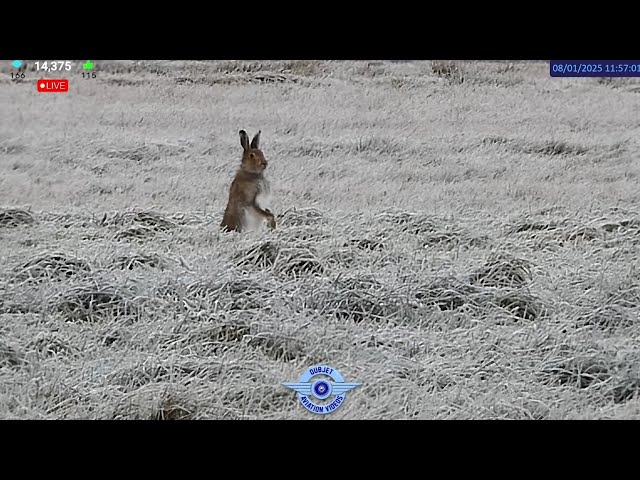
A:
265;209;276;230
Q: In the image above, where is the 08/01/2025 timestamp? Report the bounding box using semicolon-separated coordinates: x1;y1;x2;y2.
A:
550;60;640;77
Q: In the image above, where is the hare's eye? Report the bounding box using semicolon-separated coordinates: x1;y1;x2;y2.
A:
249;153;255;159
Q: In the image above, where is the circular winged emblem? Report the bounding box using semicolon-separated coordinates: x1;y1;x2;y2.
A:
282;365;362;415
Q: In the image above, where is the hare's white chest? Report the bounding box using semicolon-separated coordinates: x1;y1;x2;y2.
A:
241;177;272;232
255;177;272;210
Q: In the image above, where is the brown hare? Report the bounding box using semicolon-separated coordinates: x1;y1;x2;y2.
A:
220;130;276;233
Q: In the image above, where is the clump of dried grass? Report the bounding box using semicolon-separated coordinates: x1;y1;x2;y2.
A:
247;333;307;362
236;241;279;269
432;60;464;85
236;240;324;277
345;237;385;252
307;275;403;323
0;341;22;368
27;332;77;358
186;278;271;311
576;304;637;329
608;375;640;404
542;355;613;389
13;252;91;282
0;208;36;228
115;226;157;240
470;252;533;288
111;211;176;240
414;277;484;311
375;210;437;235
110;211;177;231
490;289;546;321
114;253;167;270
274;246;324;277
55;284;140;321
278;207;325;227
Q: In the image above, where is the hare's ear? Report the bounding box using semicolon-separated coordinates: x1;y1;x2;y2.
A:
239;130;250;151
250;130;261;149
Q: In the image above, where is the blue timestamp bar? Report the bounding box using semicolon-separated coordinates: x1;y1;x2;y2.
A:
550;60;640;77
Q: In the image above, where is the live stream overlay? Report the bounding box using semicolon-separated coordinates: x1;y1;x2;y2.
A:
8;59;640;94
9;60;96;93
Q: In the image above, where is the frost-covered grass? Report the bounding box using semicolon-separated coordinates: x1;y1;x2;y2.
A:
1;60;639;419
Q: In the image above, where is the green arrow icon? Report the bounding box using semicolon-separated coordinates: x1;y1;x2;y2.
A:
83;61;94;70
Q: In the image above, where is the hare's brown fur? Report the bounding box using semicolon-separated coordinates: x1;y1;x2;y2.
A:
221;130;276;233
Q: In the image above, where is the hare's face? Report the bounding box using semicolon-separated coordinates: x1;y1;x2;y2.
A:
239;130;268;174
242;149;268;174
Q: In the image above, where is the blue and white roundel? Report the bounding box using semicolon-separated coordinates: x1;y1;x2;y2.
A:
311;379;332;400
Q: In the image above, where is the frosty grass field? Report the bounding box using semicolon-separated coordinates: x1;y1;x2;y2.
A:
1;60;639;419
